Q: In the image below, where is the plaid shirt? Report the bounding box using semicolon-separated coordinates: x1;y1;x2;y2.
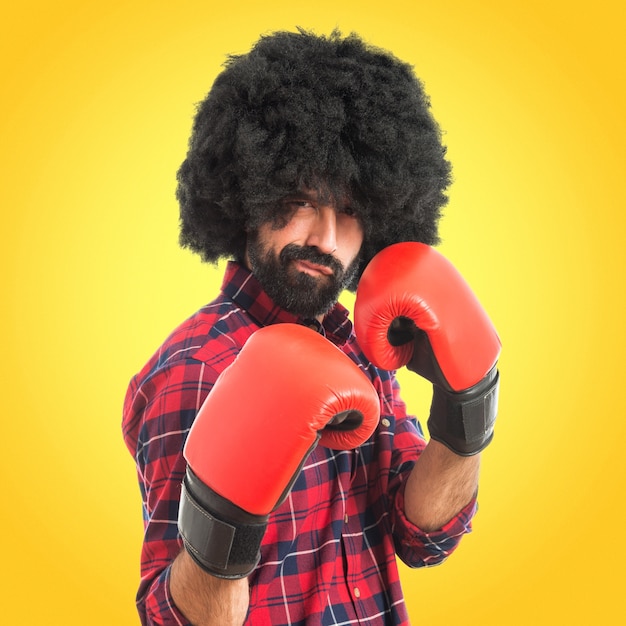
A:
123;261;476;625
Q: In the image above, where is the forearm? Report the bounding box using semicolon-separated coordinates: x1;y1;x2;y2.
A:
170;549;249;626
404;439;480;532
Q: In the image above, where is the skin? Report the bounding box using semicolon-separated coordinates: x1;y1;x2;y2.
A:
170;194;480;625
247;190;364;318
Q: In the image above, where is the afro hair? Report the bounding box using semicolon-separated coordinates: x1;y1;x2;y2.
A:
177;28;452;287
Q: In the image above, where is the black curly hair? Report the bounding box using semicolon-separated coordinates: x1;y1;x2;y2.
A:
177;28;452;289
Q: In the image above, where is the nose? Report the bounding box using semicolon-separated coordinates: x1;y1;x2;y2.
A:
305;206;337;255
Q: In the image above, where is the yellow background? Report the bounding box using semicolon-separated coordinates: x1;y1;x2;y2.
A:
2;1;625;624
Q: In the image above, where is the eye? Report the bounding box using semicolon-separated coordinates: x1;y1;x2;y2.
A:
281;196;316;210
340;205;358;219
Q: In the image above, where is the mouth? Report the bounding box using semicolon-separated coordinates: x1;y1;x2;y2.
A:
293;259;334;277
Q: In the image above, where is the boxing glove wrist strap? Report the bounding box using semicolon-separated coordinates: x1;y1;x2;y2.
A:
427;367;500;456
178;468;268;579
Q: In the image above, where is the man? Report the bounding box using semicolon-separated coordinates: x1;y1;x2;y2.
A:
123;29;500;625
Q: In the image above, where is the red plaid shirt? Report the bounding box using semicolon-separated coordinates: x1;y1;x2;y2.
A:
123;261;476;625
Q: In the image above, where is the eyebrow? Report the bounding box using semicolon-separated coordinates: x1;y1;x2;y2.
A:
282;189;320;203
283;187;353;210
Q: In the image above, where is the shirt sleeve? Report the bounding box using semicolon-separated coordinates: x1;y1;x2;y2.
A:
385;376;477;568
393;483;477;568
123;358;215;626
143;567;190;626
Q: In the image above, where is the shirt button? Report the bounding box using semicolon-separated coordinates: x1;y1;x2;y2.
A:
354;587;361;598
381;418;391;427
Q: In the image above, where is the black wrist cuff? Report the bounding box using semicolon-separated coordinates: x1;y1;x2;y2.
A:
427;367;500;456
178;467;268;579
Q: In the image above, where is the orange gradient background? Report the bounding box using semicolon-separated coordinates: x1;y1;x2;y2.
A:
2;1;625;624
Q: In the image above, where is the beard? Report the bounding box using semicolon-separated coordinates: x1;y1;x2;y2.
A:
247;238;361;319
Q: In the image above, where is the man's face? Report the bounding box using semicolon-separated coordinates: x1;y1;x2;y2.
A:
245;191;364;319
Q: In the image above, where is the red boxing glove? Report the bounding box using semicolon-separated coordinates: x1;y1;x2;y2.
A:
178;323;380;578
354;242;501;455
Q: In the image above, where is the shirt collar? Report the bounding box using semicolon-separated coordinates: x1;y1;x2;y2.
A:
221;261;353;346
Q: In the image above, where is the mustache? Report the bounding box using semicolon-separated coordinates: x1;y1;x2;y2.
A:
279;244;345;275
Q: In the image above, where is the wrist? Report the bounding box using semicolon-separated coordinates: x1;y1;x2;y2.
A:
405;439;481;531
427;367;499;456
171;550;250;626
178;467;268;579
